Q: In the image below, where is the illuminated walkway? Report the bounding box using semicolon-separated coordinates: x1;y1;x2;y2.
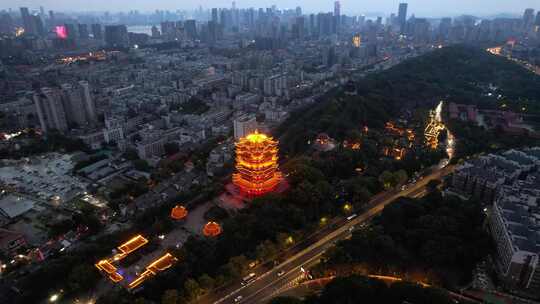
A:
95;234;178;290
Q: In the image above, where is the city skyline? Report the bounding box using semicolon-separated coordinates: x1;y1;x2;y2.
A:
3;0;540;18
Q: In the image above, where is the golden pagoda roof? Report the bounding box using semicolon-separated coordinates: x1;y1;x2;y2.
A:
171;205;188;220
203;221;222;237
242;131;274;144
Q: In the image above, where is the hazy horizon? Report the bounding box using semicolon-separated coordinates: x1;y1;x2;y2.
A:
2;0;539;18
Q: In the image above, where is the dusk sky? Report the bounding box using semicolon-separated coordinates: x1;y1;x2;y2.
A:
3;0;540;17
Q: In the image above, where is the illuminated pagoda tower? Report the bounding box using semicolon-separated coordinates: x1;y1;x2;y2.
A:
233;131;283;196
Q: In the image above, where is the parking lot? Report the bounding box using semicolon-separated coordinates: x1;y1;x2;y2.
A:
0;153;87;204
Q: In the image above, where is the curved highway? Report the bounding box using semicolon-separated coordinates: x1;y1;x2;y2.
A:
196;165;455;304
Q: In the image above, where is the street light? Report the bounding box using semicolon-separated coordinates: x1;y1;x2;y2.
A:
343;203;352;213
285;236;294;245
49;294;59;303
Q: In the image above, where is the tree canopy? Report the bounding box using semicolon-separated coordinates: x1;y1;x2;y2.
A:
316;193;492;287
274;275;455;304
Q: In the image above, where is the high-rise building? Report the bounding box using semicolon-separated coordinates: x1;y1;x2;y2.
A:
34;87;68;133
523;8;535;30
334;1;341;34
48;10;55;26
78;24;89;39
535;12;540;36
439;17;452;40
135;129;166;160
61;83;87;127
19;7;44;36
19;7;35;35
211;8;219;24
185;19;197;39
389;14;396;26
323;45;336;67
309;14;315;36
207;20;218;45
0;13;14;35
413;18;430;42
334;1;341;18
65;23;79;41
79;81;97;125
91;24;103;39
247;8;255;29
151;25;160;38
219;9;229;29
103;116;124;144
233;114;257;140
104;25;129;47
294;17;305;41
317;12;333;37
160;21;175;36
32;15;45;36
398;3;408;33
358;15;366;28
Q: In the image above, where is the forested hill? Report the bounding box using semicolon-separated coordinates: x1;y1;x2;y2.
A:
367;44;540;103
277;45;540;155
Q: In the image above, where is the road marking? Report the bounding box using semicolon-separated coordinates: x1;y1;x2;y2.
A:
244;251;326;304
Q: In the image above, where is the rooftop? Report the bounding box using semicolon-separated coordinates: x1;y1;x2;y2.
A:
245;131;269;144
503;150;535;166
0;195;35;219
117;234;149;255
0;228;24;248
459;148;540;255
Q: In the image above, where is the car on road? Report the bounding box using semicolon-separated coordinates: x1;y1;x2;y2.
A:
241;273;256;285
234;295;243;302
277;270;285;277
346;214;357;221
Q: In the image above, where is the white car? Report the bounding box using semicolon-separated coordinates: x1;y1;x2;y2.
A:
234;295;243;302
277;270;285;277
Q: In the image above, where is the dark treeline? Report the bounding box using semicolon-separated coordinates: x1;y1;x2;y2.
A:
270;275;458;304
314;192;492;288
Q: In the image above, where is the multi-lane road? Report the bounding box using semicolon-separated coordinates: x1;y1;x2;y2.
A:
196;165;455;304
